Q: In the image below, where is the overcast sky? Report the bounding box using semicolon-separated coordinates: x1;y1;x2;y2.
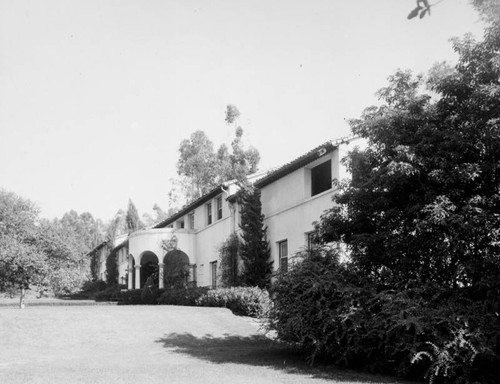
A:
0;0;485;221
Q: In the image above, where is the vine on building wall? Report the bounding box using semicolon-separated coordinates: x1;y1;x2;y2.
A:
105;247;119;286
218;232;240;287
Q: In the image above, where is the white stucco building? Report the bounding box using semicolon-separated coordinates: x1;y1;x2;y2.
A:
92;137;365;289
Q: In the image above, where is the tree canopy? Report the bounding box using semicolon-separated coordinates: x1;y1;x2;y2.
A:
0;189;105;306
315;6;500;289
172;105;260;205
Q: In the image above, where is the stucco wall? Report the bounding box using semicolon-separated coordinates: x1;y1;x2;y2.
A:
128;228;196;265
264;189;335;268
260;150;338;270
194;215;233;287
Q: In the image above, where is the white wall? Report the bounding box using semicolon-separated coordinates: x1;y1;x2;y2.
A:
260;150;338;269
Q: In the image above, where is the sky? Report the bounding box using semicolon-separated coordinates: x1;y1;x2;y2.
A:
0;0;486;222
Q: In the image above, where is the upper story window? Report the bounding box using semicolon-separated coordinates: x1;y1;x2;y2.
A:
176;220;184;229
311;159;332;196
307;232;317;250
188;212;195;230
279;240;288;273
206;202;212;225
216;196;223;220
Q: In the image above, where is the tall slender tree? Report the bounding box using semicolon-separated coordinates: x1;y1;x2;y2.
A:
238;186;273;289
126;199;143;234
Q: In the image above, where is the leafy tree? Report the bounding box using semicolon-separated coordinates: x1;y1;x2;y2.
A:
0;189;50;307
0;236;49;308
142;204;169;227
126;199;143;234
407;0;431;20
106;209;127;241
238;187;273;289
177;130;219;200
173;105;261;205
315;11;500;290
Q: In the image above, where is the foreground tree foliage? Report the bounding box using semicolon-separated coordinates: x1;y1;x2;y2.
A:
271;4;500;383
317;36;500;290
0;189;105;306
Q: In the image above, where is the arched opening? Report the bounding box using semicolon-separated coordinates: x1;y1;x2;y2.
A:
163;250;190;288
140;251;159;288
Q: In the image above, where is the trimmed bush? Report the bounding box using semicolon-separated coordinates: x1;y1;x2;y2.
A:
196;286;270;317
119;289;143;305
94;284;123;301
158;287;209;306
266;247;500;383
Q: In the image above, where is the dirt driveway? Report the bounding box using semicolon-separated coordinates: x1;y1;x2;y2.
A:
0;305;407;384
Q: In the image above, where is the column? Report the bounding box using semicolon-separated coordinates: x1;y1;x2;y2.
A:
134;265;141;289
127;267;133;290
158;263;165;289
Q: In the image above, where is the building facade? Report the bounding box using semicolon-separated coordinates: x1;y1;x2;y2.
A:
92;137;364;289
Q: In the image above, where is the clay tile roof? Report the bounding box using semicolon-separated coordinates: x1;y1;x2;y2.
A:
153;185;225;229
254;141;338;188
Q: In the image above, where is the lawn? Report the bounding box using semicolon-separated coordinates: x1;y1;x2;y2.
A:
0;305;413;384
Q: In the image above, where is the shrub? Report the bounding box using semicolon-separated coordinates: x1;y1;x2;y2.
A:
196;286;270;317
158;287;209;306
266;247;499;383
81;280;107;292
94;284;123;301
141;276;159;304
119;289;143;305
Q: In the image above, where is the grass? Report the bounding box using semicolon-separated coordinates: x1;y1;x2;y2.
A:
0;305;416;384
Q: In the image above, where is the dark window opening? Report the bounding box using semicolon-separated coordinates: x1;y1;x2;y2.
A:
311;160;332;196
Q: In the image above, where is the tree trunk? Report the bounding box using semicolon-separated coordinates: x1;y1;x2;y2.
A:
19;287;25;309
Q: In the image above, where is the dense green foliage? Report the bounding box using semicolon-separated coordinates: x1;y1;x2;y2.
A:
0;189;103;305
267;248;500;382
105;248;119;286
158;287;209;306
316;29;500;291
173;105;260;204
270;4;500;383
218;233;240;287
238;187;273;289
141;276;159;304
197;286;270;317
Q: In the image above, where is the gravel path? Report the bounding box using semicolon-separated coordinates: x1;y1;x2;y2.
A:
0;305;408;384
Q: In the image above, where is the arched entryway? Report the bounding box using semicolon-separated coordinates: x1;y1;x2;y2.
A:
163;250;190;288
139;251;159;288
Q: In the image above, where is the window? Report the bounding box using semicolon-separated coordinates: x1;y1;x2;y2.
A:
279;240;288;273
307;232;317;250
188;212;195;230
311;160;332;196
189;264;197;286
210;261;217;288
206;202;212;225
176;220;184;229
216;196;223;220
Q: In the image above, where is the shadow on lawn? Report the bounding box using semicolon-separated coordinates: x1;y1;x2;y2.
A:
156;333;405;383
